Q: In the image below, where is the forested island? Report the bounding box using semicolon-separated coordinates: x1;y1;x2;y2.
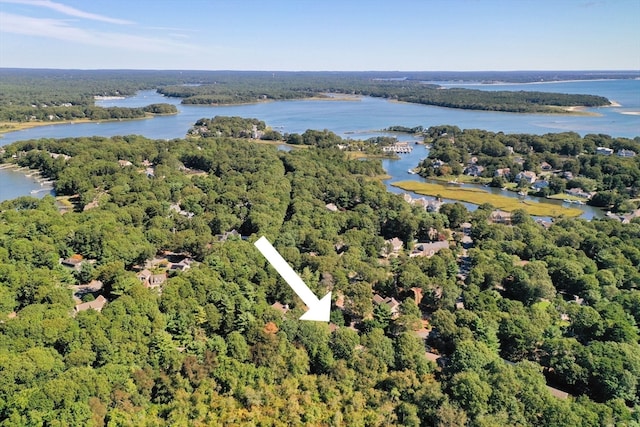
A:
0;69;628;131
0;122;638;425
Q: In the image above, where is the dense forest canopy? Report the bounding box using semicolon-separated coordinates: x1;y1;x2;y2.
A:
0;122;638;425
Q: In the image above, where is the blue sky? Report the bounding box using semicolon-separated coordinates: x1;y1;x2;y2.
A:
1;0;638;71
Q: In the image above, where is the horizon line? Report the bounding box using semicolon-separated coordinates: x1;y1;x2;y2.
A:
1;67;639;74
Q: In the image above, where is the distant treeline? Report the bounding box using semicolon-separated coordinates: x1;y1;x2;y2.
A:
157;76;611;113
0;103;177;122
0;69;622;120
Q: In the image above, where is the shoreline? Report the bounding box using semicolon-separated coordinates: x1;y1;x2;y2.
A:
392;180;583;218
0;113;167;137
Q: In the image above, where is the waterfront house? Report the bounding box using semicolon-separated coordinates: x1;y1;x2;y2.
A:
565;187;592;199
425;199;443;213
494;168;511;178
464;164;485;177
532;180;550;191
515;171;537;184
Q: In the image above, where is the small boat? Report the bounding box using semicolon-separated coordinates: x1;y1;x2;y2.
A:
563;199;572;203
447;179;462;185
407;169;416;174
518;191;527;196
576;201;585;205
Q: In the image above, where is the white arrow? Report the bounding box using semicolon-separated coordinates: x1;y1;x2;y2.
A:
254;236;331;322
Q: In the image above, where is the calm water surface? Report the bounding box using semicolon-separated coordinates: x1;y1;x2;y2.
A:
1;80;638;214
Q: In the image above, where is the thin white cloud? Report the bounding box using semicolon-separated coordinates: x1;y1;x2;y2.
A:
0;12;199;53
0;0;133;25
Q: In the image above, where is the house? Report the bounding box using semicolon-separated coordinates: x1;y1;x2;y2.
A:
325;203;339;212
425;352;441;364
494;168;511;178
216;229;241;242
464;164;485;177
561;171;574;180
74;295;107;315
431;159;445;168
118;160;133;167
622;209;640;224
169;203;195;218
384;237;404;256
540;162;553;171
50;152;71;161
425;199;443;213
608;208;640;224
515;171;537;184
148;274;167;288
617;149;636;157
72;280;104;299
532;180;550;191
60;254;84;270
596;146;614;156
271;301;289;315
136;269;152;284
412;197;429;209
489;210;512;225
565;187;592;199
410;241;450;258
169;257;193;272
460;222;472;235
136;269;167;288
373;294;401;318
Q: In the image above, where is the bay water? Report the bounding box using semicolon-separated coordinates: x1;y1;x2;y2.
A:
1;79;638;217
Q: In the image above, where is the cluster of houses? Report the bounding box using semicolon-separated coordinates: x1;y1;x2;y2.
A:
57;251;197;317
401;193;443;213
465;159;597;200
596;146;636;157
118;158;155;177
606;208;640;224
